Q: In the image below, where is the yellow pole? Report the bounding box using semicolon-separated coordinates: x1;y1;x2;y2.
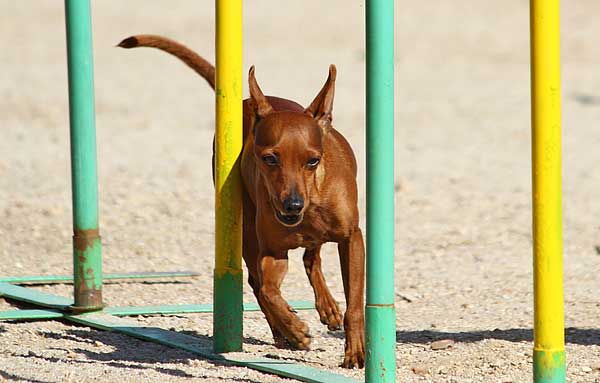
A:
213;0;243;353
530;0;565;381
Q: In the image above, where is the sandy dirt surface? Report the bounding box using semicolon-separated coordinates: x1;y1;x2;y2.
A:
2;1;600;382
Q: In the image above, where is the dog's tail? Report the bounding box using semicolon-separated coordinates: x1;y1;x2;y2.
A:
118;34;215;90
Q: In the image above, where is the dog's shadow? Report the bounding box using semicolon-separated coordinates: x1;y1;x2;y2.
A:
396;327;600;346
325;326;600;346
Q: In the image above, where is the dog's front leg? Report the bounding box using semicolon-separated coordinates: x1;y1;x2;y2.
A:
338;228;365;368
258;251;311;350
303;246;343;330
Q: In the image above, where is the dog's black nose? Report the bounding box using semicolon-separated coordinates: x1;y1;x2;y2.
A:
282;196;304;214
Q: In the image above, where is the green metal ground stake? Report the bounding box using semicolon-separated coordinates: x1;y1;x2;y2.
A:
65;0;103;312
365;0;396;382
0;271;200;285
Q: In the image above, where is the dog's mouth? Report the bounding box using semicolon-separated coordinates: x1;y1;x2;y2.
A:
275;210;304;227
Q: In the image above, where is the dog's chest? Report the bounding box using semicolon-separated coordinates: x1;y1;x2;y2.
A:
284;212;336;249
287;231;322;249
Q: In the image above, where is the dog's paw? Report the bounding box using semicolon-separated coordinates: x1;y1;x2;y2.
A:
341;347;365;369
315;295;343;331
341;353;364;369
278;315;311;350
340;330;365;369
273;334;293;349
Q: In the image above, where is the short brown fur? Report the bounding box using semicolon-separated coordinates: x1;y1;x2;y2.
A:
118;35;365;368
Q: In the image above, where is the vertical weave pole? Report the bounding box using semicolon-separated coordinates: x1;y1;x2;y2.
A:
530;0;566;381
365;0;396;382
213;0;244;352
64;0;103;312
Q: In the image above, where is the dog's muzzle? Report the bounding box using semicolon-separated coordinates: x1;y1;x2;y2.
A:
275;210;304;227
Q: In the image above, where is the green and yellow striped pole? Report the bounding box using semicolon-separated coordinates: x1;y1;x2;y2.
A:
64;0;103;312
213;0;244;353
365;0;396;382
530;0;565;381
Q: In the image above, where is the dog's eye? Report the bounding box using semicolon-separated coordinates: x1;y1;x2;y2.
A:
306;157;320;168
262;154;278;166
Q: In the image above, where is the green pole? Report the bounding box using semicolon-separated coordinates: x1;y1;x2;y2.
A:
65;0;103;312
365;0;396;382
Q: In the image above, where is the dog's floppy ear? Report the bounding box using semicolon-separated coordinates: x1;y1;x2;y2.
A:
305;64;336;134
249;66;273;118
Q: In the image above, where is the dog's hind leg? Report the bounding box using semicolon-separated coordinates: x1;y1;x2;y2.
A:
303;246;343;330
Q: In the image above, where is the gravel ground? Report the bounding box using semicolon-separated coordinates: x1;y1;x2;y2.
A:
2;1;600;382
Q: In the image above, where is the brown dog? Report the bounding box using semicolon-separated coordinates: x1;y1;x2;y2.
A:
118;35;365;368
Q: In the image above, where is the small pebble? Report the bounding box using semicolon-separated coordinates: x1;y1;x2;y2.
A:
431;339;454;350
397;292;415;303
411;365;429;376
581;366;592;373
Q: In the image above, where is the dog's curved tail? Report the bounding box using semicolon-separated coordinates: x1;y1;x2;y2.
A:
118;34;215;90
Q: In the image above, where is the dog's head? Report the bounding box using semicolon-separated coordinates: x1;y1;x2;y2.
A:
249;65;336;228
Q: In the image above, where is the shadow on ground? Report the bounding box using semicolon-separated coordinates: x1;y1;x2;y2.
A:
396;327;600;346
0;370;53;383
23;326;269;383
323;325;600;346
